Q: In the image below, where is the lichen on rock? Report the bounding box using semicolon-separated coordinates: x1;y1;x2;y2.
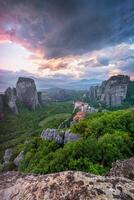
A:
0;171;134;200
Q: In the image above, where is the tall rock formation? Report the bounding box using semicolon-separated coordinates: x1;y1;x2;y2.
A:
1;77;40;115
0;94;4;113
16;77;40;110
5;87;18;114
89;75;130;107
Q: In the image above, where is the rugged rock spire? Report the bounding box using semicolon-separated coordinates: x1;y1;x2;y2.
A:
16;77;40;110
5;87;18;114
0;94;4;112
89;75;130;107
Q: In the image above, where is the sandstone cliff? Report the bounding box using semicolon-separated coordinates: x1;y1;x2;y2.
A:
16;77;40;110
0;171;134;200
89;75;130;107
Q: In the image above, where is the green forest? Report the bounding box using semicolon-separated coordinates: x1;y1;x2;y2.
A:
0;101;134;175
0;102;73;167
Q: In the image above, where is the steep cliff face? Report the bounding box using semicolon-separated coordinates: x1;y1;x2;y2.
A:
89;75;130;107
0;94;4;113
16;77;40;110
126;81;134;105
2;77;40;114
5;87;18;114
0;171;134;200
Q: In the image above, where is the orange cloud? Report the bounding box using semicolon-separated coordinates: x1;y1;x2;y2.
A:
39;59;68;71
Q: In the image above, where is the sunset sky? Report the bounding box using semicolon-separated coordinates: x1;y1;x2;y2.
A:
0;0;134;90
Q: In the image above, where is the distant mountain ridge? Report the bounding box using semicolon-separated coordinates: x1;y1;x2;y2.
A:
36;78;102;91
0;75;102;92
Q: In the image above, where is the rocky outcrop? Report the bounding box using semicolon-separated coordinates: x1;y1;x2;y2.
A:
5;88;18;114
1;77;40;114
108;157;134;180
41;129;80;145
0;171;134;200
0;94;4;112
41;129;63;145
0;94;4;119
64;130;80;144
89;75;130;107
2;77;40;114
14;151;24;167
3;149;12;164
16;77;40;110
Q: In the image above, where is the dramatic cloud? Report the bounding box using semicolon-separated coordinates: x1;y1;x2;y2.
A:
0;0;134;88
39;60;68;71
0;0;134;57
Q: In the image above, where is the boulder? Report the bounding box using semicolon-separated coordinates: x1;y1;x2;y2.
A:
0;171;134;200
108;157;134;180
16;77;40;110
5;87;18;114
41;129;63;145
14;151;24;167
41;129;80;145
64;130;80;144
3;149;12;164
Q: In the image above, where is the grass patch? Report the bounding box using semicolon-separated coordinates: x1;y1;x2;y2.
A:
39;113;71;129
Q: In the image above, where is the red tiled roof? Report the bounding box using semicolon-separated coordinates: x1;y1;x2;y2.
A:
73;111;85;121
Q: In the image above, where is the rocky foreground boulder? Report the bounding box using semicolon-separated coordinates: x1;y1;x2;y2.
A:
0;171;134;200
108;157;134;180
16;77;40;110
